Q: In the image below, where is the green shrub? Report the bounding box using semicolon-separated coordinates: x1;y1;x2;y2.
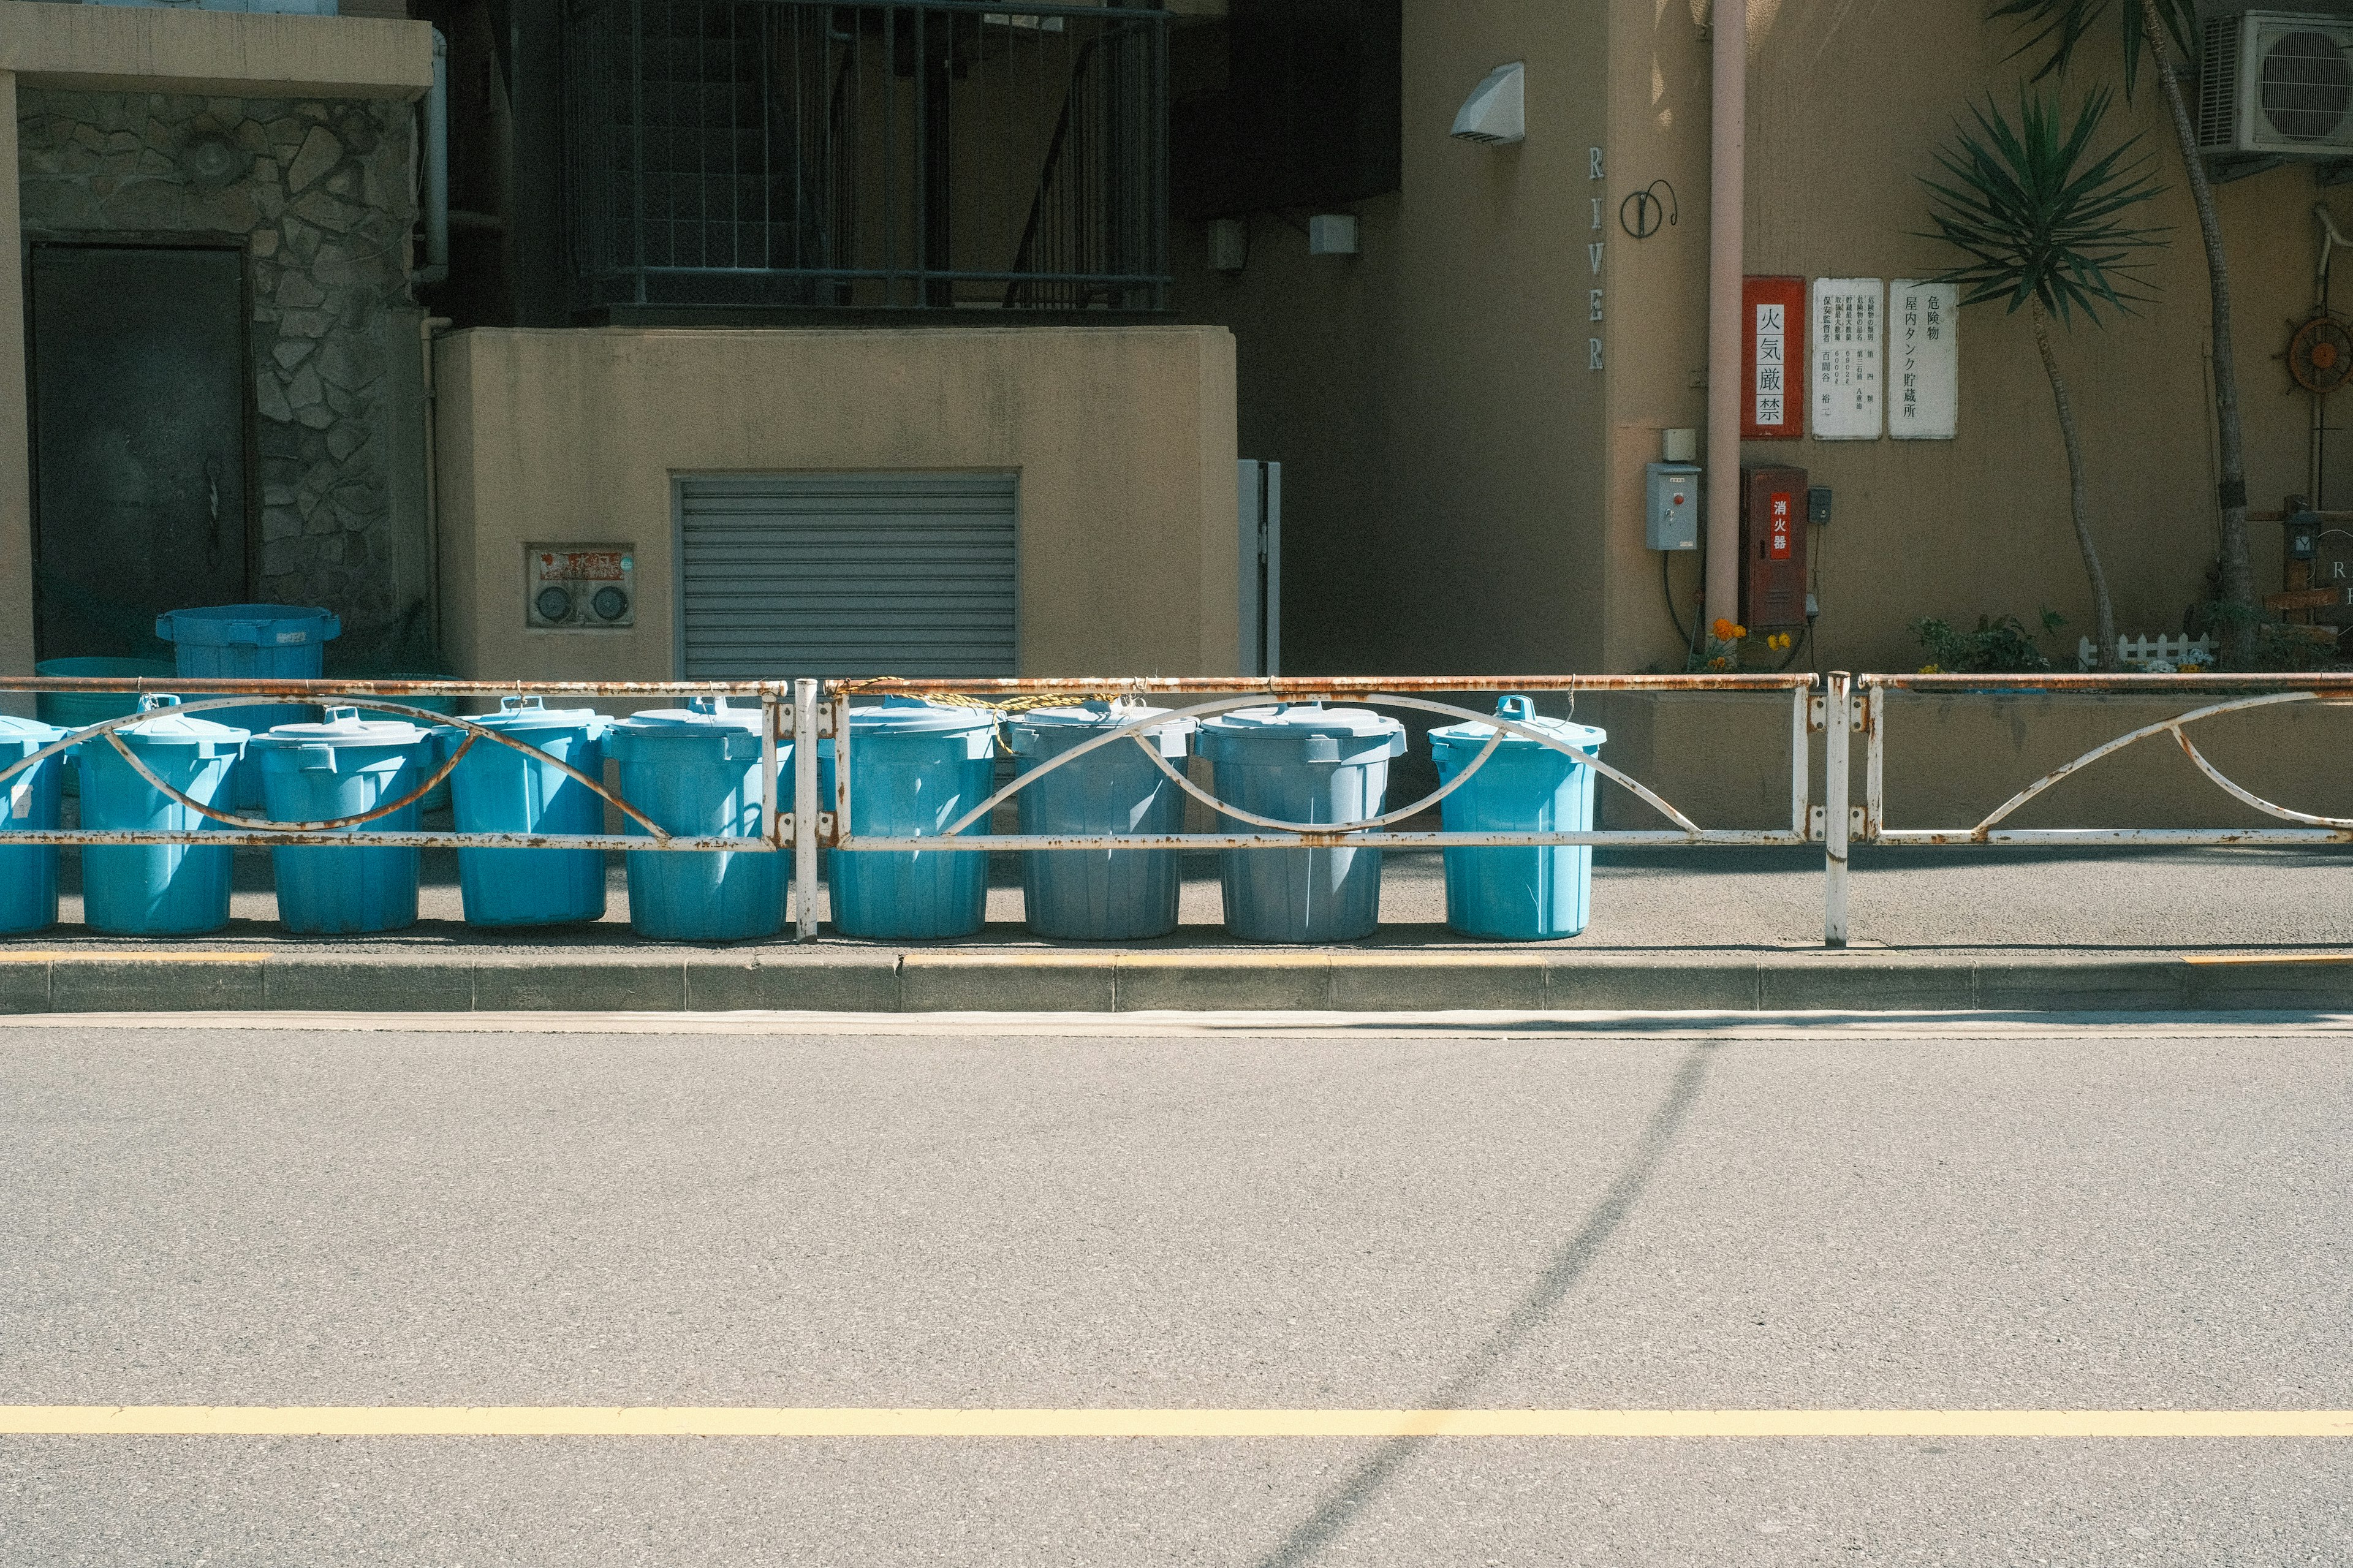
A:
1909;610;2067;673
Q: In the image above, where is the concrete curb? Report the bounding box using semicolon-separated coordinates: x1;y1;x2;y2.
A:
2;949;2348;1015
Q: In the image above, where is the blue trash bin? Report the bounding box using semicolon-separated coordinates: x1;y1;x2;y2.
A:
34;657;175;797
819;698;998;941
1008;703;1194;941
1429;695;1607;941
77;695;249;937
440;696;610;928
0;715;69;934
156;604;339;809
1197;704;1405;944
607;698;789;942
360;680;459;811
248;708;432;936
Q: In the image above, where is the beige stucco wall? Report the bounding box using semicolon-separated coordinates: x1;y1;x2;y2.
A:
1604;0;2330;676
1179;1;2337;683
434;325;1241;681
1173;0;1613;676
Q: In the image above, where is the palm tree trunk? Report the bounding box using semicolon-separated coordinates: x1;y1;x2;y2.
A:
2140;0;2255;663
2033;298;2118;667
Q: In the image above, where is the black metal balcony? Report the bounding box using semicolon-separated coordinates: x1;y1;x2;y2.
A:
563;0;1170;313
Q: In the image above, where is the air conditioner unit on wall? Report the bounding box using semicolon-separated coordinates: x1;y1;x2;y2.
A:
2200;12;2353;157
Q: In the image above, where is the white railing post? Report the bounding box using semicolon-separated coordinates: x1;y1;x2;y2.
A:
794;678;820;941
760;684;782;854
1862;675;1884;842
1790;680;1813;841
1824;670;1851;949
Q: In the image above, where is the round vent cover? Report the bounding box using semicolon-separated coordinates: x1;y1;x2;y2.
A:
2291;314;2353;395
2262;29;2353;143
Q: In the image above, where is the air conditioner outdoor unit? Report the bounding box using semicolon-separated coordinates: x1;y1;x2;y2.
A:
2200;11;2353;157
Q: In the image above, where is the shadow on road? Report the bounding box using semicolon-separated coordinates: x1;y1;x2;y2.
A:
1250;1040;1723;1567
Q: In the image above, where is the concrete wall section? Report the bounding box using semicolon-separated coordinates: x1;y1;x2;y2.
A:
435;325;1241;681
0;6;431;100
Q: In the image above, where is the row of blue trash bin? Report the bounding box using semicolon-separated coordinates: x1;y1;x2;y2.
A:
0;690;1604;944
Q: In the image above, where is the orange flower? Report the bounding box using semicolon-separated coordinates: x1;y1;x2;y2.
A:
1711;618;1735;640
1732;624;1748;640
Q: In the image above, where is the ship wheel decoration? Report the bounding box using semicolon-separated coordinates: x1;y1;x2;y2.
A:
2290;313;2353;395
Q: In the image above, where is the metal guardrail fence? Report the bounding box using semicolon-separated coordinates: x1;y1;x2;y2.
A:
5;670;2350;949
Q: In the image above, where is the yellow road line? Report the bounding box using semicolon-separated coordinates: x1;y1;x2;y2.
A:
2;1408;2348;1438
0;952;269;964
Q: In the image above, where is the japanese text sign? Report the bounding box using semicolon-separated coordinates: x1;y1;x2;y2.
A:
1810;278;1884;441
1741;276;1806;440
1889;278;1959;440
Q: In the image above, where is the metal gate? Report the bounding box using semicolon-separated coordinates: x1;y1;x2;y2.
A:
675;471;1018;676
29;244;250;661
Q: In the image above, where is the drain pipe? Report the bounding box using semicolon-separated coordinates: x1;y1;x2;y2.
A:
1703;0;1746;628
420;314;452;652
412;28;449;287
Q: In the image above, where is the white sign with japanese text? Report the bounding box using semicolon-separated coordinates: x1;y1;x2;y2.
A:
1810;278;1884;441
1889;279;1959;440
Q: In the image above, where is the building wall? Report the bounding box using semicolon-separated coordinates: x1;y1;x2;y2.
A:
16;86;426;662
1597;0;2329;678
1172;0;1613;676
434;324;1241;680
1178;1;2339;682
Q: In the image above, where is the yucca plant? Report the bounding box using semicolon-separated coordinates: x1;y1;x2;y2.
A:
1919;88;2167;668
1984;0;2256;662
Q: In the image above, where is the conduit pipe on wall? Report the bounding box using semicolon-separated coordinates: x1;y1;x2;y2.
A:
422;314;452;651
413;28;449;287
1704;0;1745;627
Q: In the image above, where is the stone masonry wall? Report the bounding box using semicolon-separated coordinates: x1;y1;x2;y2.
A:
17;89;419;649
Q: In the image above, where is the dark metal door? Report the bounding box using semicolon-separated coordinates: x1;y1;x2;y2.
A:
30;245;249;660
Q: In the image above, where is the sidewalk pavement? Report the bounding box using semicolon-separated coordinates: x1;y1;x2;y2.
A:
4;844;2351;1015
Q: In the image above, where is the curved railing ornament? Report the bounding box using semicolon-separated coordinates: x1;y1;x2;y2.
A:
1968;691;2336;839
0;695;676;843
922;690;1705;844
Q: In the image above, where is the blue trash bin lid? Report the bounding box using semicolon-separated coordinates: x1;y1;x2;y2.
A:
1197;703;1406;765
1428;695;1605;756
607;697;773;762
0;713;67;756
91;694;251;749
1007;702;1191;759
459;694;607;734
249;706;428;749
154;603;342;648
610;697;760;734
845;696;999;737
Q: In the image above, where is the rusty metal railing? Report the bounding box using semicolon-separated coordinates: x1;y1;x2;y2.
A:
0;671;1825;945
1839;671;2353;947
823;673;1826;942
0;677;803;857
22;669;2336;953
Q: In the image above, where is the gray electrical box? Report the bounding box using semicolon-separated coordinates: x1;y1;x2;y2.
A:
1645;463;1700;550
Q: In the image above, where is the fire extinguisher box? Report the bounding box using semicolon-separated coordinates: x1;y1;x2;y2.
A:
1740;465;1808;630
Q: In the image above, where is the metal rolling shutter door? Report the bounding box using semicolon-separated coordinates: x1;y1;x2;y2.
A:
678;472;1018;677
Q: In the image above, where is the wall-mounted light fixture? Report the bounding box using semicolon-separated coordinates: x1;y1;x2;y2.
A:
1452;61;1526;145
1207;218;1248;273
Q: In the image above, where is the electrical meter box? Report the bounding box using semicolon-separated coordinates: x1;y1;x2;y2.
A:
526;544;635;629
1645;462;1701;551
1739;466;1808;629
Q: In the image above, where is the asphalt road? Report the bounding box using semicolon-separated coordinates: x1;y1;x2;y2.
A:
3;1016;2350;1564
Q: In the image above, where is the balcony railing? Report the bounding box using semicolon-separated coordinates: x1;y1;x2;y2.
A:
563;0;1171;312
